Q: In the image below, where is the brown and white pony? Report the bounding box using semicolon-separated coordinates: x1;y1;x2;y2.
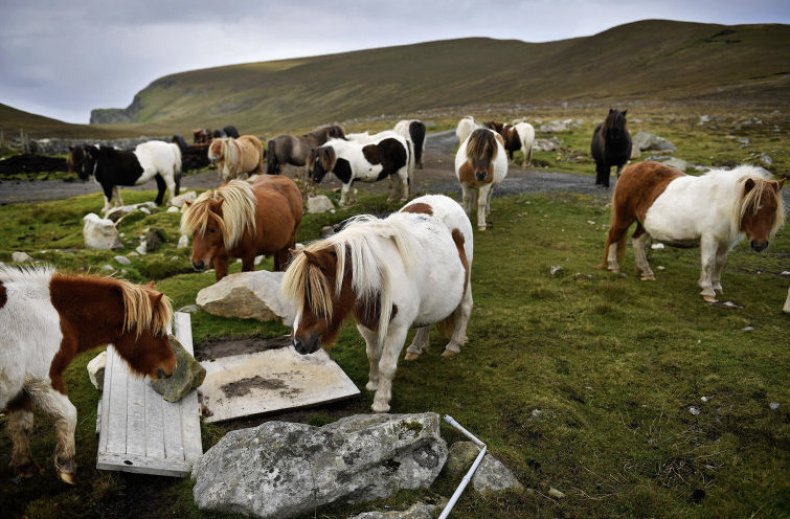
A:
0;267;176;484
454;128;508;231
282;195;473;413
180;175;303;280
265;124;346;175
208;135;264;181
602;161;785;302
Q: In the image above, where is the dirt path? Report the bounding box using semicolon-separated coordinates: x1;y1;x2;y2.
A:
0;130;610;205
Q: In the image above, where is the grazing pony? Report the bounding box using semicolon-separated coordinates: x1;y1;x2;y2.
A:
591;108;632;188
394;119;427;169
502;122;536;166
308;133;411;206
602;161;785;302
265;125;346;175
181;175;303;280
282;194;473;413
208;135;264;181
0;267;176;484
455;128;508;230
456;116;481;144
84;141;182;211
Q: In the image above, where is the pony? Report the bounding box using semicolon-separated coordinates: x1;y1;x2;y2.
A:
208;135;264;181
171;134;189;152
0;266;176;484
180;175;303;280
193;128;212;144
265;124;346;175
84;141;182;211
393;119;427;169
223;125;240;139
281;194;473;413
456;116;481;144
455;128;508;231
591;108;632;188
601;161;785;302
502;122;536;166
308;133;411;206
66;144;95;179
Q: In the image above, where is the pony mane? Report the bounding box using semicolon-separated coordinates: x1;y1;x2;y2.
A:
114;277;173;338
180;180;256;249
466;129;498;162
0;264;55;284
282;213;418;345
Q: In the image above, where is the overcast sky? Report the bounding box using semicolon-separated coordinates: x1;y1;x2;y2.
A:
1;0;787;123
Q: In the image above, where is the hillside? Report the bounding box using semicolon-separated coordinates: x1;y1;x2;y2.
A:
0;103;155;140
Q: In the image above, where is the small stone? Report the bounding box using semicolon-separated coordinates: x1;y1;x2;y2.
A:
167;206;180;213
139;207;151;215
101;264;115;272
114;255;131;265
769;402;780;411
700;396;712;403
12;251;33;262
657;266;666;270
548;487;566;499
549;266;563;276
651;243;665;250
150;336;206;403
136;243;147;255
306;195;335;214
722;301;741;309
531;408;542;418
177;234;190;249
587;220;595;225
742;326;754;332
688;406;701;416
83;213;122;250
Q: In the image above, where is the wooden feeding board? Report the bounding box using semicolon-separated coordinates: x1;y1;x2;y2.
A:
96;312;203;477
199;345;360;423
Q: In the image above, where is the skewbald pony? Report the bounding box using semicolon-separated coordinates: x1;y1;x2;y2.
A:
180;180;257;250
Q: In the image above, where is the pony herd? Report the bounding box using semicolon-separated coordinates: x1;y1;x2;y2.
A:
6;110;786;486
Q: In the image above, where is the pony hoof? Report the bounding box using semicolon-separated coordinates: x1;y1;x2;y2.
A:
58;470;76;485
404;352;421;361
371;402;390;413
478;227;487;232
441;349;459;359
641;274;656;281
703;295;718;303
12;461;38;478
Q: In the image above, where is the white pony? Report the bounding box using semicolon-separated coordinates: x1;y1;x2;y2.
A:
309;132;412;206
455;128;508;230
603;161;785;301
509;121;536;165
282;194;473;412
455;116;481;144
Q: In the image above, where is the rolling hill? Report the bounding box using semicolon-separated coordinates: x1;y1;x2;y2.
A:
4;19;789;138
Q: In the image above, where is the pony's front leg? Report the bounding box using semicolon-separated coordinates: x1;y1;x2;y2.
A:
698;235;718;302
357;325;381;391
443;285;473;358
404;327;430;361
6;407;37;477
711;246;729;294
632;232;655;280
371;326;409;413
386;175;399;203
112;186;124;207
240;254;256;272
460;184;473;216
212;256;229;281
339;182;352;206
398;169;409;201
29;382;77;484
476;184;491;231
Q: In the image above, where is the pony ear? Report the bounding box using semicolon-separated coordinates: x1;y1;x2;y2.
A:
744;178;756;193
609;108;614;114
183;200;192;207
774;179;785;192
145;281;156;289
622;109;628;117
303;250;321;266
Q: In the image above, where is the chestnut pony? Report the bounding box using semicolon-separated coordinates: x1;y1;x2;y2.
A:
181;176;303;280
207;135;264;181
0;267;176;484
602;161;785;302
282;194;474;413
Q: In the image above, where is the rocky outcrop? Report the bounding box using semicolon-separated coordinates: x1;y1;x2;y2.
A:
196;270;296;325
192;413;448;519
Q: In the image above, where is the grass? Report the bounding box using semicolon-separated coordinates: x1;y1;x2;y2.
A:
0;177;788;518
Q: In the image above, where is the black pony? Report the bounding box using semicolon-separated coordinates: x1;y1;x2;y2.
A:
591;109;632;188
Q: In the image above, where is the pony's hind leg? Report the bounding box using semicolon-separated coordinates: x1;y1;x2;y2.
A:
112;186;124;207
154;174;166;205
6;392;37;477
711;246;728;294
404;327;430;361
27;380;78;484
442;284;473;358
632;228;655;280
476;184;491;231
357;324;381;391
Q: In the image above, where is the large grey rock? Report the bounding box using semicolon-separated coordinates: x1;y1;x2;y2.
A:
538;119;576;133
150;336;206;403
631;131;676;158
192;413;448;519
83;213;122;250
306;195;335;214
349;501;445;519
196;270;296;325
534;137;560;152
11;251;33;263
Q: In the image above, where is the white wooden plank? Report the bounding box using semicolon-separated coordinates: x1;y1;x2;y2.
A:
199;345;360;423
96;312;203;477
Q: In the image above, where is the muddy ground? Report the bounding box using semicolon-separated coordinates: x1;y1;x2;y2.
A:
0;131;611;205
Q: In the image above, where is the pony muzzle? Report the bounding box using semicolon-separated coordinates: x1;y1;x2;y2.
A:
192;259;206;271
293;334;320;355
750;240;769;252
474;171;487;182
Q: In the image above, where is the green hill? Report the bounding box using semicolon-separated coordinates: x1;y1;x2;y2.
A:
5;19;789;138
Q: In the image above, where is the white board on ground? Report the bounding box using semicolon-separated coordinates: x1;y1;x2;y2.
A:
96;312;203;477
199;344;360;423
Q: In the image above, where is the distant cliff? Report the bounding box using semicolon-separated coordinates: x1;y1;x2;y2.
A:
90;94;145;124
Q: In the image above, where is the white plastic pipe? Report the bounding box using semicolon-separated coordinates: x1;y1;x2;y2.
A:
438;415;487;519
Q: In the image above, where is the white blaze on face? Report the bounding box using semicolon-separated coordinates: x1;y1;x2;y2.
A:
292;311;301;336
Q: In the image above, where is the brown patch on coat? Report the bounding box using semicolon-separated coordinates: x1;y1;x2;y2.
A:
401;202;433;216
319;146;337;172
451;229;470;291
0;281;6;311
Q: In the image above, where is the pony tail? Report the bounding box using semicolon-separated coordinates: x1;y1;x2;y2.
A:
266;140;278;174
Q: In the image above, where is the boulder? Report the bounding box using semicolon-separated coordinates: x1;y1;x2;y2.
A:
87;351;107;391
349;501;444;519
533;138;560;152
306;195;335;214
114;255;131;265
631;132;676;159
196;270;296;325
472;453;523;494
169;191;197;208
105;202;157;223
11;251;33;263
192;413;448;519
83;213;122;250
150;336;206;403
